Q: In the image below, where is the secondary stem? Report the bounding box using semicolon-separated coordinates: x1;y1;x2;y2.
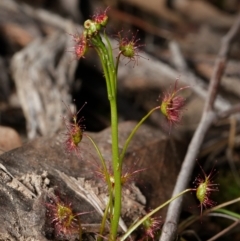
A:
85;134;114;234
120;189;192;241
119;106;160;166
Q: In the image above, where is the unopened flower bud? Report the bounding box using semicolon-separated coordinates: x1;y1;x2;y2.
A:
84;19;101;37
194;164;219;216
70;34;88;60
92;7;109;27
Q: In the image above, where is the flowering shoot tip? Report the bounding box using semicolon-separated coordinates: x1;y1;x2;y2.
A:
92;7;110;27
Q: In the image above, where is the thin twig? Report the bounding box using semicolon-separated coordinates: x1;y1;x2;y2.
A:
169;40;231;112
177;197;240;233
206;219;240;241
226;117;240;186
159;13;240;241
217;103;240;119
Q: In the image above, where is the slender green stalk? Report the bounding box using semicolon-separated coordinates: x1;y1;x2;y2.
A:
115;53;122;82
97;198;113;241
106;40;121;238
85;134;113;241
85;134;112;193
104;32;117;92
91;36;113;100
85;134;107;172
90;33;122;241
109;98;121;241
119;106;160;166
103;37;121;241
215;209;240;219
209;197;240;212
120;189;192;241
98;35;115;98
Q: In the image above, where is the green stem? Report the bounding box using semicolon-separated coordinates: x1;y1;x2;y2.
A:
120;189;192;241
215;209;240;219
209;197;240;212
109;97;121;241
115;53;122;83
119;106;160;166
85;134;112;194
97;197;113;241
104;32;116;92
91;36;113;100
85;134;113;240
103;36;121;241
91;33;121;241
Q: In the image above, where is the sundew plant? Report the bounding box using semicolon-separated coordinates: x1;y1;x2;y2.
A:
53;7;219;241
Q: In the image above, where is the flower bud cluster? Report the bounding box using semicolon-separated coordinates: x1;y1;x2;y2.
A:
83;7;109;38
70;8;109;59
70;7;145;66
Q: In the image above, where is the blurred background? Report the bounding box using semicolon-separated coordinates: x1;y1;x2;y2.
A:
1;0;239;138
